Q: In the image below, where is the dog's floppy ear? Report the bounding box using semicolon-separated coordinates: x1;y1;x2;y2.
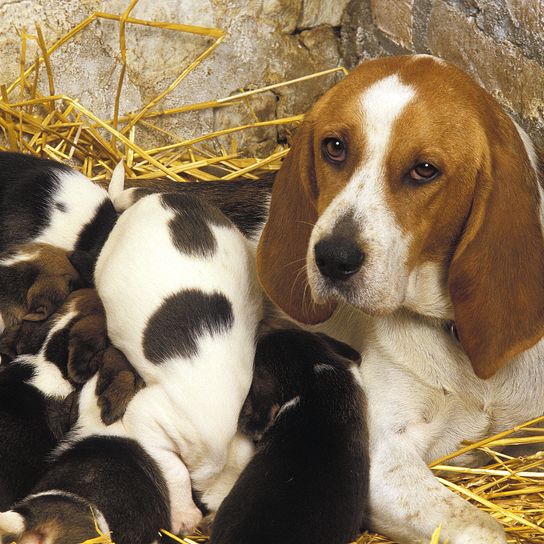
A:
316;333;362;366
449;124;544;379
257;119;337;324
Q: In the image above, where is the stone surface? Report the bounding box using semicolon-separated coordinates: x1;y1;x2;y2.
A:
0;0;350;155
428;0;544;145
262;0;303;33
340;0;408;69
1;0;542;153
506;0;543;34
370;0;414;48
299;0;352;28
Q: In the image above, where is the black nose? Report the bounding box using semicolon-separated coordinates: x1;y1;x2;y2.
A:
314;238;364;281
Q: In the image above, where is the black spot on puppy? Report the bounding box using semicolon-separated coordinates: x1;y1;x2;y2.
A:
55;202;67;213
75;200;118;275
160;193;233;257
44;320;76;379
111;174;274;239
143;289;234;363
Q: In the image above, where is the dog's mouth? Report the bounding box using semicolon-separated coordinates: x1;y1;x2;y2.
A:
307;251;408;316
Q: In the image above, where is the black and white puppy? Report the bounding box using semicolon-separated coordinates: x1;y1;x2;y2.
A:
0;307;76;512
0;152;117;279
212;328;370;544
0;287;143;515
0;435;170;544
63;191;262;534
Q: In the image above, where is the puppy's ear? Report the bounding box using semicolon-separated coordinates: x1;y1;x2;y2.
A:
317;333;361;366
67;314;108;383
449;124;544;378
24;274;71;321
257;120;337;324
96;347;143;425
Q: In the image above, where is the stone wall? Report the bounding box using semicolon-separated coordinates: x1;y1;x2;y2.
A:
0;0;348;155
341;0;544;146
0;1;542;151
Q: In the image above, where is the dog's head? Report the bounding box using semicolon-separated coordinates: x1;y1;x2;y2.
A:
257;55;544;379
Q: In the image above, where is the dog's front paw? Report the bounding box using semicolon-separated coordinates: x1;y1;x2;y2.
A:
444;511;507;544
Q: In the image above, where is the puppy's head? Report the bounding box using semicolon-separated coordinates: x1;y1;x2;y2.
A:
239;329;360;440
258;55;544;378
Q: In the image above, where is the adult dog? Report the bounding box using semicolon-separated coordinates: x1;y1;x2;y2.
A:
256;55;544;544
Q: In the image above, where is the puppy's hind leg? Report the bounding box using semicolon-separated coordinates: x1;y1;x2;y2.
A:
147;447;202;536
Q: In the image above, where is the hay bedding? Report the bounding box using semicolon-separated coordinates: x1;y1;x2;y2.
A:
0;2;543;543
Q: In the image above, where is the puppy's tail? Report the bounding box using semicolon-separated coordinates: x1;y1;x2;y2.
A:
108;161;145;213
108;161;125;201
0;510;25;537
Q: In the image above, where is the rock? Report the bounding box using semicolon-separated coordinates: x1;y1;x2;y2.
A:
369;0;414;49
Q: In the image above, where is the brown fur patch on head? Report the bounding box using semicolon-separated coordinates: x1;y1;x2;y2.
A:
0;243;82;324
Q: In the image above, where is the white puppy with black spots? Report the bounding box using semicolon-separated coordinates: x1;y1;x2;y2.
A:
34;191;262;536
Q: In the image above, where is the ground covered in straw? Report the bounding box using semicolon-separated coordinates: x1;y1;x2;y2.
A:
1;3;543;543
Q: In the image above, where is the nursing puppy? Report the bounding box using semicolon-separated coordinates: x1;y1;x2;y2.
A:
0;152;117;283
0;243;82;337
0;435;170;544
0;306;76;511
88;191;261;533
213;329;369;544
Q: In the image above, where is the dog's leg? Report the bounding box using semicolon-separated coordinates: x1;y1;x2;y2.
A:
369;442;506;544
145;446;202;535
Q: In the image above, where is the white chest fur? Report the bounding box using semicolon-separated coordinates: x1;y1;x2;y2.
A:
321;303;544;466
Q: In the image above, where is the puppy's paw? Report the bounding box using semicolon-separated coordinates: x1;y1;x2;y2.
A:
171;504;203;536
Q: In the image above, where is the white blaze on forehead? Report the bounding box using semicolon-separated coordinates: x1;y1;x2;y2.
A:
361;74;416;155
308;74;417;311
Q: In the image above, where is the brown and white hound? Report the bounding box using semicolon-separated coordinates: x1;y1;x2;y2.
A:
256;55;544;544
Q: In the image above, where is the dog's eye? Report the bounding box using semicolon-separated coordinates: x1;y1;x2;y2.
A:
322;138;347;163
408;163;440;183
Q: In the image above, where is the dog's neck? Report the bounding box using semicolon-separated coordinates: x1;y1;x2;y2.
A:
403;261;454;321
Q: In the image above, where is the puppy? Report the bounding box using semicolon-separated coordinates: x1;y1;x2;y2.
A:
79;191;262;534
0;243;82;336
0;309;75;511
0;152;117;268
0;435;170;544
213;329;369;544
0;295;147;539
0;288;144;425
107;161;273;242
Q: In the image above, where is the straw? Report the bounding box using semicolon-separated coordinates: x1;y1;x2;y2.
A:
1;2;543;543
